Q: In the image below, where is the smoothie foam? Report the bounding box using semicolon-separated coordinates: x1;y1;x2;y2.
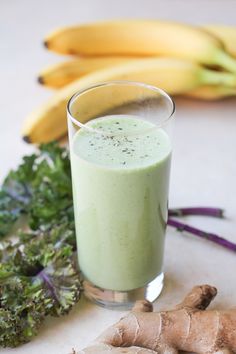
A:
71;115;171;291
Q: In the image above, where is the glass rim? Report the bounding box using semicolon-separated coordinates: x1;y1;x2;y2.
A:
67;80;175;136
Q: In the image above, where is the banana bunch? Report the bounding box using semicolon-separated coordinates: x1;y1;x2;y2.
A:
23;20;236;143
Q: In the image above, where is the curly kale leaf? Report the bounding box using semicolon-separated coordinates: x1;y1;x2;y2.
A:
28;143;73;230
0;143;81;347
0;266;46;347
0;142;73;237
0;159;30;236
0;226;81;347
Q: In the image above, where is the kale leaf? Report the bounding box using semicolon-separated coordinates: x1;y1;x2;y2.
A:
0;143;81;347
0;143;73;236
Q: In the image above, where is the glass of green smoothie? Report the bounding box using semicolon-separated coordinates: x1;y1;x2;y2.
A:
67;81;175;309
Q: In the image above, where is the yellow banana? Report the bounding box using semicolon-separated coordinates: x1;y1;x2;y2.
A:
22;57;236;144
185;85;236;100
38;56;141;88
44;20;236;73
203;24;236;58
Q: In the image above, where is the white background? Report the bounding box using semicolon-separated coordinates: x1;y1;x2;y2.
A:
1;0;236;353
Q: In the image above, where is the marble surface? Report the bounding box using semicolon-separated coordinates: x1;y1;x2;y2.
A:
1;0;236;353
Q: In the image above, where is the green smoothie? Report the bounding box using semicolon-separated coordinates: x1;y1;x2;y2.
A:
70;115;171;291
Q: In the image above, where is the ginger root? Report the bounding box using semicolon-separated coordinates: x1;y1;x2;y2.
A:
79;285;236;353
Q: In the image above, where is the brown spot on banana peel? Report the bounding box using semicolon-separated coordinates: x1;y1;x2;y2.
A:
22;136;31;144
43;40;49;48
37;76;45;85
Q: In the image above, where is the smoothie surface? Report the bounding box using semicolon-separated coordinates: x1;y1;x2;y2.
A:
73;115;171;169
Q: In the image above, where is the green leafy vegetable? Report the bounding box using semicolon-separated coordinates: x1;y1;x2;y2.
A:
0;143;81;347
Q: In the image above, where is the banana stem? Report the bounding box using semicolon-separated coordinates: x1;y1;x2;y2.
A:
215;49;236;74
201;68;236;87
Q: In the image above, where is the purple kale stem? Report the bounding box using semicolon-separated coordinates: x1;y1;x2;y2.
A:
167;218;236;252
168;207;224;218
38;270;60;303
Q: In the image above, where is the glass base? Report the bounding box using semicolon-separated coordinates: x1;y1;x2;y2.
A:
83;273;164;310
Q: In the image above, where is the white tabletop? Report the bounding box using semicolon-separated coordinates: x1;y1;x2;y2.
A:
1;0;236;353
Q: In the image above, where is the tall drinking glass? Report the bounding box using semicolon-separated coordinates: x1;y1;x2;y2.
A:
67;81;175;309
